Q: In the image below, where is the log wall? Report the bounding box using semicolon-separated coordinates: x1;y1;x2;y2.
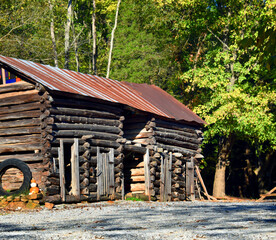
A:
41;92;125;201
0;81;49;191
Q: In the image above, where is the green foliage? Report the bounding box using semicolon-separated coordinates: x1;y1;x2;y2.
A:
125;196;144;201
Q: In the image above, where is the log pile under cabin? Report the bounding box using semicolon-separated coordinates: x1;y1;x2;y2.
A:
0;55;205;203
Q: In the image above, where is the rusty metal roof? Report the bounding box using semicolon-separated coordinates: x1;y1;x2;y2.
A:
0;55;205;126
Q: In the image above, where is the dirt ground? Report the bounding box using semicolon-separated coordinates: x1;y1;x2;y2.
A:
0;201;275;240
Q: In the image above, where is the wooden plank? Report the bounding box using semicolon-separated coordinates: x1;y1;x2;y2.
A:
144;148;151;200
167;152;172;201
71;138;80;197
0;90;40;106
0;81;34;93
97;147;103;200
130;183;145;192
0;110;41;121
257;186;276;202
0;153;43;162
0;134;41;145
58;140;66;202
195;165;212;201
0;142;41;154
1;68;6;85
0;101;41;115
0;126;41;136
160;155;165;202
109;148;115;197
0;118;41;129
186;157;195;200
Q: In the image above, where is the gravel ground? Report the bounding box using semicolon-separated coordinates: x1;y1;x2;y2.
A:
0;201;275;240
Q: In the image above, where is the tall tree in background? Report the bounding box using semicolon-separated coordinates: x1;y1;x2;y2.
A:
64;0;72;69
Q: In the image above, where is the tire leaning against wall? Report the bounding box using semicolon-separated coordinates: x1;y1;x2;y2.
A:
0;158;32;196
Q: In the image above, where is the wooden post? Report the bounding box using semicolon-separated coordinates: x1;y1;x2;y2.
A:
109;148;115;198
166;152;172;201
58;139;66;202
195;165;211;200
144;148;151;201
1;68;6;85
97;147;102;200
160;155;165;202
186;157;195;200
121;172;125;200
71;138;80;197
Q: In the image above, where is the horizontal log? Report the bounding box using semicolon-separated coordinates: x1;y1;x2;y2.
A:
155;136;198;150
130;183;145;192
53;115;122;127
50;97;123;115
123;122;154;130
83;139;120;150
46;185;60;196
49;107;120;119
155;127;198;139
155;119;197;133
0;81;35;94
132;138;156;145
124;131;154;140
0;126;41;136
0;110;41;121
123;145;147;154
0;142;42;154
88;184;97;192
52;123;122;135
0;134;41;145
0;153;43;162
130;168;145;176
52;130;120;141
0;90;40;106
157;143;197;156
0;118;41;129
155;131;200;144
0;101;41;115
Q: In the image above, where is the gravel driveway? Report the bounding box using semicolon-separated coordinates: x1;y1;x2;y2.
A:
0;201;275;240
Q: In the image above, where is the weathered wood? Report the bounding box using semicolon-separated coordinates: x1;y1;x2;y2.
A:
0;126;41;136
155;127;197;139
0;101;41;115
186;158;195;200
109;148;115;196
0;142;41;154
52;130;120;141
144;148;151;199
51;97;123;115
97;147;102;200
49;107;120;119
53;115;122;127
58;140;66;202
0;110;41;121
0;81;35;94
130;183;145;192
83;138;120;149
155;131;200;144
0;118;41;130
53;123;122;135
157;143;197;156
156;136;198;150
123;145;147;154
155;119;197;133
123;122;154;130
0;153;43;162
0;134;41;145
195;165;212;201
130;168;145;176
0;90;40;106
131;176;145;182
71;138;80;197
133;138;156;145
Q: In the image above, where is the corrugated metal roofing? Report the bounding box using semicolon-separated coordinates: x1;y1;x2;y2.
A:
0;55;205;126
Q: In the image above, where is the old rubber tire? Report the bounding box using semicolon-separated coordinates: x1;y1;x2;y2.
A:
0;158;32;196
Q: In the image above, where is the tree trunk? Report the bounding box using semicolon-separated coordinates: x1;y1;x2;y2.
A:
106;0;121;79
213;135;234;198
64;0;72;69
72;11;80;72
92;0;97;75
48;0;58;67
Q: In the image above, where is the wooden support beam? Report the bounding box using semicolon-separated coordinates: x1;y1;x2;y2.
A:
71;138;80;198
58;140;66;202
144;148;151;200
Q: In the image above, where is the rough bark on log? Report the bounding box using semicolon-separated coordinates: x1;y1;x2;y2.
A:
0;101;41;115
155;119;197;133
0;118;41;129
0;110;41;121
154;127;197;139
53;115;122;127
49;107;120;119
0;81;35;94
0;90;40;106
155;131;200;144
157;143;197;156
155;136;198;150
0;153;43;162
52;123;122;135
83;139;120;149
0;142;42;154
0;134;41;145
123;145;147;154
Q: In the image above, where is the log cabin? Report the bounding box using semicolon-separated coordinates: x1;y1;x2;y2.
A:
0;55;206;203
